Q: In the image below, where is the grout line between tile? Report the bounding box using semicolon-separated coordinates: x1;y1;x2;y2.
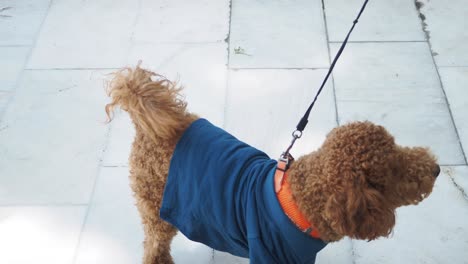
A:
321;0;340;128
72;121;114;264
221;0;233;131
125;0;143;65
414;0;431;43
102;165;129;168
329;40;427;43
210;249;215;264
437;65;468;68
0;203;88;207
424;51;468;165
350;239;358;264
225;0;233;68
134;40;225;45
229;67;330;70
222;68;231;130
0;44;31;47
447;173;468;202
0;0;53;121
24;67;121;71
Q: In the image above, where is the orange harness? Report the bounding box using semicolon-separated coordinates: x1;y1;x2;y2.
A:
274;159;321;239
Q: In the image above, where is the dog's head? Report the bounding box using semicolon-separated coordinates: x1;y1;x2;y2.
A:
320;121;438;241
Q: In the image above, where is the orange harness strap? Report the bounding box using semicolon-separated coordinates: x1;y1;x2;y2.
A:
274;160;321;239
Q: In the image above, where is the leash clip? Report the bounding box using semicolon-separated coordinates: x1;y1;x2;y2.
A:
276;131;298;192
276;152;294;192
280;130;302;163
279;152;294;168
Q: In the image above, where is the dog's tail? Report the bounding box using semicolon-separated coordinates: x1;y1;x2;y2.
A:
105;64;189;141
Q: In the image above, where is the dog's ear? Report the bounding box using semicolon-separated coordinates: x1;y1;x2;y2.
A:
324;172;395;241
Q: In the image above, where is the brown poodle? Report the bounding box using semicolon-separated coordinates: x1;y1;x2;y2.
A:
105;65;440;264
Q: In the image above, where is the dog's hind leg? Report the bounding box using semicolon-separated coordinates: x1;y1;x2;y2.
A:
131;183;178;263
138;201;177;264
129;133;179;264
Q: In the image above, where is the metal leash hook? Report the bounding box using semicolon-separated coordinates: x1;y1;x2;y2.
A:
280;130;302;166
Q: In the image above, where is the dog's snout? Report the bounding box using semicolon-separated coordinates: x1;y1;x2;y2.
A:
433;165;441;178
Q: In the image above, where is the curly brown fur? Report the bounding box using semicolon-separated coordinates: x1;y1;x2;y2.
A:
106;65;439;262
106;65;197;264
287;122;439;241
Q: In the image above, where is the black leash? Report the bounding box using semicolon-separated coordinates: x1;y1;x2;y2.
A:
281;0;370;161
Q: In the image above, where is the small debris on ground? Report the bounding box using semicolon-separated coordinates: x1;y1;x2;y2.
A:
234;46;251;56
0;6;12;18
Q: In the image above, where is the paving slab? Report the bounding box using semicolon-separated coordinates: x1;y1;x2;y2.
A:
75;167;213;264
332;42;465;165
352;167;468;264
102;43;227;166
127;43;227;126
439;67;468;161
417;0;468;66
27;0;137;69
229;0;329;68
133;0;229;43
102;110;135;167
213;251;248;264
0;46;29;91
324;0;425;42
0;70;108;204
0;91;9;115
316;238;354;264
225;69;337;158
0;0;50;46
74;167;143;264
0;206;86;264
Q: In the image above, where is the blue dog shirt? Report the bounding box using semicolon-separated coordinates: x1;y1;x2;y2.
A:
160;119;327;263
